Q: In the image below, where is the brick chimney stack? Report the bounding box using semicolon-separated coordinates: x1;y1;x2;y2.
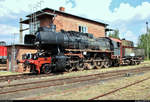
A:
59;7;65;12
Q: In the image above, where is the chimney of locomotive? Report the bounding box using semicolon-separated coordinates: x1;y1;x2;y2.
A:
59;7;65;12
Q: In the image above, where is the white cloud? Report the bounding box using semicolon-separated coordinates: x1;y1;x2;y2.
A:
0;24;19;35
0;24;19;44
0;0;72;18
109;21;140;45
63;0;112;21
1;0;150;22
140;26;147;34
111;2;150;21
51;0;150;22
122;30;138;45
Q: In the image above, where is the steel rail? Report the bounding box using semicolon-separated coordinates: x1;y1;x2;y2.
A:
23;74;124;100
88;76;150;100
24;69;150;100
0;66;150;89
0;65;149;82
0;67;150;95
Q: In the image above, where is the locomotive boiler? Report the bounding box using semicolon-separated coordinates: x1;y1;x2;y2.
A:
28;26;113;52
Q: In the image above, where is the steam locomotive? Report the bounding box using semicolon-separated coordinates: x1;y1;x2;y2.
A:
17;24;144;74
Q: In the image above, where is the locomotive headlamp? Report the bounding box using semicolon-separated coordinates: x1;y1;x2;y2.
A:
83;52;87;55
34;55;37;59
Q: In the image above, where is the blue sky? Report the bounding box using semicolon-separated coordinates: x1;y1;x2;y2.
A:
0;0;150;45
110;0;150;11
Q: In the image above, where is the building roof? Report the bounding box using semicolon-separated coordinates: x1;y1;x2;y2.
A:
6;44;36;47
22;7;108;26
110;37;122;43
21;12;56;24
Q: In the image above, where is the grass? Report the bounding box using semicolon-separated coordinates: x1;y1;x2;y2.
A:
0;71;20;76
98;73;150;100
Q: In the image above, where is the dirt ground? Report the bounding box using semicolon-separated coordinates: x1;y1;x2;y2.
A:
36;70;150;100
0;61;150;100
1;61;150;87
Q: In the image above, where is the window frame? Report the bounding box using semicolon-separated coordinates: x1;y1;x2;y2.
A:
78;25;88;33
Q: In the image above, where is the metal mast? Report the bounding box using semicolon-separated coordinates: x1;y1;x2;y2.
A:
30;0;44;34
19;18;23;43
146;22;149;60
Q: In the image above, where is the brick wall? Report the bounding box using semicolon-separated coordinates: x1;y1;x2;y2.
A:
38;11;105;38
54;15;105;37
7;46;37;73
40;16;53;28
16;48;37;73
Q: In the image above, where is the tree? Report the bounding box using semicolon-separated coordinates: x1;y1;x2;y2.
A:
108;29;120;39
138;29;150;60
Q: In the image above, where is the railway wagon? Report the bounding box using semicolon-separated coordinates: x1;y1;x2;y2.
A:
134;48;145;59
17;25;144;74
0;41;7;64
121;40;144;65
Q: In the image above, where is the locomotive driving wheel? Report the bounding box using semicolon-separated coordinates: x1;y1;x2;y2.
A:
65;66;74;72
94;61;103;69
76;62;85;71
136;61;140;65
103;59;112;68
85;63;95;70
42;64;52;74
65;63;75;72
130;61;135;65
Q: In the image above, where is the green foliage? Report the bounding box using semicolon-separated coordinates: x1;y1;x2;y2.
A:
138;29;150;60
108;29;120;39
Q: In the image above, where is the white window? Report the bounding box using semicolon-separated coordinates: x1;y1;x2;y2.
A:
78;25;88;33
29;20;40;34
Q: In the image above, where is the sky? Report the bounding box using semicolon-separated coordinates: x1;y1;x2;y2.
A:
0;0;150;46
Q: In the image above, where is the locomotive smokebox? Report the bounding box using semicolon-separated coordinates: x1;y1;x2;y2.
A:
35;31;64;46
24;34;36;45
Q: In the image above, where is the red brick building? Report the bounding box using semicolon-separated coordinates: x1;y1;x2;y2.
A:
21;7;108;38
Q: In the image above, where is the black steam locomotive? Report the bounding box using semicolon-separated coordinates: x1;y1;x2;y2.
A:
18;25;144;74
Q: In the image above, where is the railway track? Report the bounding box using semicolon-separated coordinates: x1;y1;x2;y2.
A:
0;72;66;82
88;76;150;100
24;67;150;100
0;66;150;88
0;66;150;97
0;65;150;82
